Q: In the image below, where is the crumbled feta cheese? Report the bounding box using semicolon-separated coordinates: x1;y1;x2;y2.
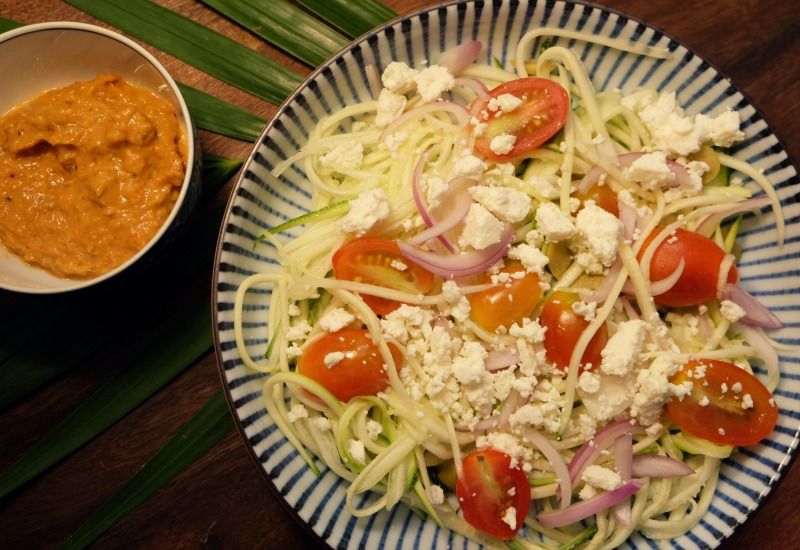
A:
600;320;647;376
383;130;408;156
424;175;448;209
720;299;746;324
718;427;726;436
323;351;345;368
507;244;548;275
469;185;532;223
699;395;710;407
578;371;601;394
581;465;622;491
695;109;745;147
287;320;312;341
427;484;445;505
439;280;471;322
573;202;624;271
288;303;301;317
631;91;703;156
501;506;517;530
451;153;486;180
347;439;367;464
381;61;418;94
509;318;546;343
414;65;455;102
381;304;434;345
624;151;675;190
731;381;743;393
528;174;560;200
286;344;302;359
579;484;598;500
488;93;523;113
458;203;505;250
390;259;408;271
318;307;355;332
579;373;635;423
489;133;517;155
742;393;754;410
287;404;309;422
366;419;383;440
572;300;597;321
337;188;391;236
375;89;407;128
476;432;533;469
320;142;364;172
452;341;489;385
509;404;545;431
535;202;575;242
630;355;684;425
311;416;331;431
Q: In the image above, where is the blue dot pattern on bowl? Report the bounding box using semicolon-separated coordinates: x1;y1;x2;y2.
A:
214;1;800;548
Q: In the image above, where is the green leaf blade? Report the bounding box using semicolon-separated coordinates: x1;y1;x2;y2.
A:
65;0;303;104
0;17;21;33
201;0;348;67
179;84;265;142
62;391;234;550
298;0;396;38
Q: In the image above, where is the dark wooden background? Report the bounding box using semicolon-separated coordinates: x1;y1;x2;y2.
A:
0;1;797;548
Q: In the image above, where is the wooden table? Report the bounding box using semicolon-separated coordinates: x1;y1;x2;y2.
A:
1;1;798;548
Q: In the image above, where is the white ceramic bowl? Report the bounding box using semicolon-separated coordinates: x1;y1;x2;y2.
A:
214;1;800;548
0;22;200;293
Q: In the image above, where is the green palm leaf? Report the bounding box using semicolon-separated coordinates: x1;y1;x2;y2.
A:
65;0;302;104
200;0;348;67
62;390;234;550
178;84;265;142
298;0;396;38
0;16;20;32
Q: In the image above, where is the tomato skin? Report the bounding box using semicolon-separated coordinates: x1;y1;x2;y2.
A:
456;449;531;540
540;291;607;372
667;359;778;446
297;329;403;402
575;183;619;217
471;77;569;162
639;228;737;307
468;261;542;331
332;237;436;315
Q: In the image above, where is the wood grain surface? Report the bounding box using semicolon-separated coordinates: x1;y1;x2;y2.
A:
0;1;797;549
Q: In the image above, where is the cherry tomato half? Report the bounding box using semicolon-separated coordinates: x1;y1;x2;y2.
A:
540;291;607;372
332;237;436;315
471;77;569;162
575;182;619;217
469;261;542;331
456;449;531;540
639;228;738;307
297;329;403;403
667;359;778;446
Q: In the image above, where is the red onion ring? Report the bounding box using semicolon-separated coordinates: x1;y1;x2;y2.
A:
455;390;526;432
524;427;573;509
454;77;489;99
397;224;513;278
485;348;520;372
538;479;644;528
577;165;605;195
722;283;783;329
631;455;694;478
380;101;470;141
436;40;483;75
408;181;472;248
618;198;638;241
411;150;457;253
613;432;633;527
568;419;644;485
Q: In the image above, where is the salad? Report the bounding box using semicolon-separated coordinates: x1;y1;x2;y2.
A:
233;27;787;549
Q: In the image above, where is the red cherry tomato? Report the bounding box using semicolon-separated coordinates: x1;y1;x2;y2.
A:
471;77;569;162
540;291;607;372
575;183;619;217
297;329;403;402
667;359;778;446
332;237;436;315
456;449;531;540
468;261;542;331
638;228;738;307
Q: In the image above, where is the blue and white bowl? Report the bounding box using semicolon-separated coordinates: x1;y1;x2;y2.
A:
213;1;800;548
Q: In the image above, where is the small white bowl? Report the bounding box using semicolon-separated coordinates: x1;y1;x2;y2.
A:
0;22;200;294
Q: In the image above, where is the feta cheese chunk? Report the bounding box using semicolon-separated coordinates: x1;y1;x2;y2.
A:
536;202;575;242
581;465;623;491
458;203;505;250
381;61;418;94
488;93;523;113
508;243;548;275
489;133;516;155
414;65;455;102
337;188;391;236
375;89;407;128
318;307;355;332
319;142;364;172
624;151;675;190
451;153;486;180
469;185;532;223
720;299;746;324
600;320;647;376
347;439;367;464
573;202;623;271
695;109;745;147
286;404;309;422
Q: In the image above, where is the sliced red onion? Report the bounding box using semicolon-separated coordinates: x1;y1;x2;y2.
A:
631;455;694;478
618;198;638;241
380;101;470;140
735;322;780;390
523;428;573;509
455;77;489;99
722;283;783;329
411;150;457;253
485;348;520;372
617;152;689;189
695;195;771;238
365;64;382;100
621;297;640;320
568;419;643;485
408;183;471;247
613;432;633;527
436;40;482;75
577;165;605;195
397;224;513;279
538;479;644;528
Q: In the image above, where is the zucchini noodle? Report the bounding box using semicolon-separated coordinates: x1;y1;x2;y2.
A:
234;26;789;549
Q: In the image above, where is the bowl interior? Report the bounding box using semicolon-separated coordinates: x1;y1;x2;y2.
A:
214;1;800;548
0;23;193;294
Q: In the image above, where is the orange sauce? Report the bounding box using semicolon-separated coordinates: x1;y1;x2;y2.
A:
0;74;186;279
